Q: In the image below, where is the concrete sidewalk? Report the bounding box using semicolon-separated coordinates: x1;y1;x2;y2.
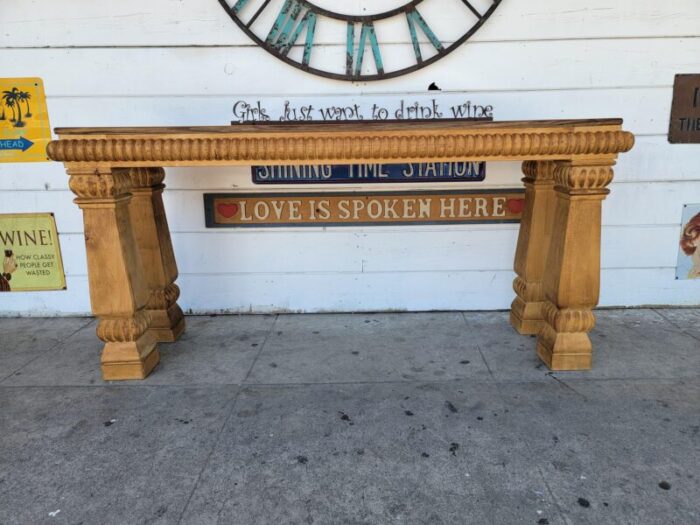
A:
1;309;699;524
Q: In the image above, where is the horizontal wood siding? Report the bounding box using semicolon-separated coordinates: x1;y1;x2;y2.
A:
1;1;698;314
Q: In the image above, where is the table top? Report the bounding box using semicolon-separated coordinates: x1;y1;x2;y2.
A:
48;118;634;166
55;118;624;137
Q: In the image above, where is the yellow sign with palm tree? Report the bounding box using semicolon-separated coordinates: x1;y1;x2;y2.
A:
1;78;51;163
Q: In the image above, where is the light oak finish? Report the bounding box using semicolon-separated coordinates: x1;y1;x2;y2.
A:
511;161;556;335
126;167;185;342
67;167;159;380
49;119;634;379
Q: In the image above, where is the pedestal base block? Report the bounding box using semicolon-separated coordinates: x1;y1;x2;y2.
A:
536;327;592;371
510;297;544;335
148;304;185;342
100;332;159;380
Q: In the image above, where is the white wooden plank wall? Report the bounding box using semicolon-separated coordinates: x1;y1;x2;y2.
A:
1;1;699;315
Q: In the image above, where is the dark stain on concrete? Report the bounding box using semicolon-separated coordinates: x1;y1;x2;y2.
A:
578;497;591;508
296;455;308;464
421;452;430;458
460;360;470;364
449;442;459;456
445;401;458;413
404;410;414;416
659;481;671;490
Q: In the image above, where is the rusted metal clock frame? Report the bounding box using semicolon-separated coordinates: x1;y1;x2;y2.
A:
218;0;502;81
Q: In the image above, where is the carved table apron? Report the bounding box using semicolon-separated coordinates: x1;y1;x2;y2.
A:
47;120;635;380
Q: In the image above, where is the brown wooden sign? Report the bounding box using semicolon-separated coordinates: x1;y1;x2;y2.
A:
204;190;525;228
669;74;700;144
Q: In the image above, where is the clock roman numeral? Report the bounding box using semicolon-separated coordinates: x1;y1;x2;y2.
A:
405;8;444;63
231;0;252;14
224;0;502;79
346;21;384;77
265;0;317;65
231;0;272;28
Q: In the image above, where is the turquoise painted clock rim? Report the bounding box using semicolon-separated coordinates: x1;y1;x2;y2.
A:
219;0;502;81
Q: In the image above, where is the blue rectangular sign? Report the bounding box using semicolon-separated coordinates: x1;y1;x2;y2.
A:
252;162;485;184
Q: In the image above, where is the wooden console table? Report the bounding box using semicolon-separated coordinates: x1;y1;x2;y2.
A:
48;120;634;380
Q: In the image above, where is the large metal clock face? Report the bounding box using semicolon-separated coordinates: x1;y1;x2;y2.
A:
218;0;502;81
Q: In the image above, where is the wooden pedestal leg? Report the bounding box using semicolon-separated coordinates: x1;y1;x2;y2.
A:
68;168;159;380
536;160;615;370
510;161;556;335
126;168;185;342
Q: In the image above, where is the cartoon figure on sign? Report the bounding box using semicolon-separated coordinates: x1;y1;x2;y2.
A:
1;249;17;291
679;212;700;279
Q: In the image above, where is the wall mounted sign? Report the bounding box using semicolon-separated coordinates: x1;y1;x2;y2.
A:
232;93;494;123
0;78;51;163
205;189;524;228
218;0;502;80
0;213;66;292
252;162;486;184
676;203;700;280
669;74;700;144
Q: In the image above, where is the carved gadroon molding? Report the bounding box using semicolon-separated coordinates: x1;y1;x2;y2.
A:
522;160;556;183
97;309;152;343
553;163;615;192
127;167;166;189
48;130;635;166
542;301;597;333
68;170;132;199
147;283;181;310
512;276;544;303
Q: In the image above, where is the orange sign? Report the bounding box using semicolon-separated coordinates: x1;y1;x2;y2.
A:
0;78;51;163
205;190;525;228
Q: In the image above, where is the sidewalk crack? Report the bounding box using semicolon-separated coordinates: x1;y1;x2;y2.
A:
652;308;700;344
545;372;588;400
242;314;279;385
460;311;495;380
0;317;94;384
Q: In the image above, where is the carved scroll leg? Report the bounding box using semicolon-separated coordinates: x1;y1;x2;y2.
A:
536;160;615;370
127;168;185;342
69;168;159;380
511;161;556;335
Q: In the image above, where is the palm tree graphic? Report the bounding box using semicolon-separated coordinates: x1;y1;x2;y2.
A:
1;90;18;123
1;87;32;127
18;90;32;118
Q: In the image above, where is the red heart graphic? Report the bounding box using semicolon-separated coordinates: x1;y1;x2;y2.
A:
507;198;525;214
217;202;239;218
